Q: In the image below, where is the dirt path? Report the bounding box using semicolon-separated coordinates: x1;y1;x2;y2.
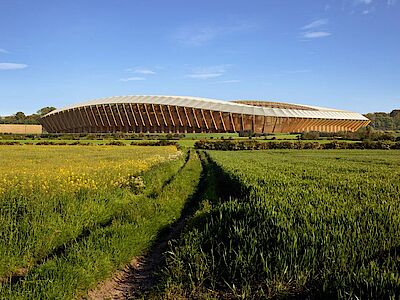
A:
87;151;207;299
87;219;186;299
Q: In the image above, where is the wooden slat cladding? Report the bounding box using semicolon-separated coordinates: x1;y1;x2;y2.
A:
41;103;369;134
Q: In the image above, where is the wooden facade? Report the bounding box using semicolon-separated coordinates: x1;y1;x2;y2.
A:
40;102;370;134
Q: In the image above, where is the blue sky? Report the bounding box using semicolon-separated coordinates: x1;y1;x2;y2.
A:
0;0;399;115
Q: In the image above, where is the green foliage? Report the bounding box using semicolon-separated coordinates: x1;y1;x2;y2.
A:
301;127;397;141
37;107;56;116
161;150;400;299
365;110;400;130
194;139;400;150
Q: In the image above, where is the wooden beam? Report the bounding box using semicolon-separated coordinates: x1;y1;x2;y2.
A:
151;104;160;127
261;115;266;133
229;113;236;132
136;104;146;126
301;118;314;132
200;109;209;130
159;105;168;126
108;104;117;126
49;116;60;132
71;109;81;132
128;103;138;126
219;112;227;131
175;106;184;126
44;117;55;132
192;108;201;129
96;105;105;127
122;104;132;127
57;112;67;130
210;110;218;130
115;104;125;127
64;111;73;131
101;105;111;127
285;117;297;133
89;106;99;127
167;105;175;127
44;117;55;133
183;107;192;127
272;117;279;133
241;114;244;131
53;115;63;132
84;107;93;127
77;107;87;128
144;104;153;127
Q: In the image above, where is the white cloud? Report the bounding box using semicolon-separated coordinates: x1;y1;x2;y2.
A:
387;0;397;6
362;7;376;14
126;67;156;75
302;19;328;30
285;70;311;74
0;48;9;54
356;0;373;4
187;65;230;80
303;31;331;39
0;63;27;70
175;22;255;46
119;77;146;82
188;73;223;79
220;79;241;83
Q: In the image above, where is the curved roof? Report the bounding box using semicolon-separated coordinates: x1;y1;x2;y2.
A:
46;95;369;121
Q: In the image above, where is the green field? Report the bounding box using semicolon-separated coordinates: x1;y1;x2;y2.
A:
0;145;201;299
1;145;399;299
161;150;400;299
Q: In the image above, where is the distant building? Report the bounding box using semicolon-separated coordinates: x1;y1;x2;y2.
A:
40;95;370;133
0;124;43;134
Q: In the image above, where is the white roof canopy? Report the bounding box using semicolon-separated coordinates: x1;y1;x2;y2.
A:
46;95;369;121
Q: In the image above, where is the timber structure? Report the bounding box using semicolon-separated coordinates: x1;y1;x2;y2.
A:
40;95;370;133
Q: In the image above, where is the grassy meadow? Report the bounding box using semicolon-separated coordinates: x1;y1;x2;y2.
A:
0;145;202;299
161;150;400;299
1;143;399;299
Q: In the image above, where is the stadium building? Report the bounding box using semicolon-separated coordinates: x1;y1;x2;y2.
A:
40;95;370;134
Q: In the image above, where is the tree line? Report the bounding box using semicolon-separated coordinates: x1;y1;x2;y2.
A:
364;109;400;130
0;107;56;124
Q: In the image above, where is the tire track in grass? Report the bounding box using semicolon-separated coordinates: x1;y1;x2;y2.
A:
87;151;205;299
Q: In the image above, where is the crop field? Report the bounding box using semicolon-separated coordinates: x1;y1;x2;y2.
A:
162;150;400;299
1;145;399;299
0;145;202;299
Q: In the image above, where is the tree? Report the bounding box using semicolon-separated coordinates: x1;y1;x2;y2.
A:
15;112;26;121
37;107;56;116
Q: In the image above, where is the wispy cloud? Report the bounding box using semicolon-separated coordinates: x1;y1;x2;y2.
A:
362;7;376;14
0;63;27;70
186;65;230;80
274;70;312;77
303;31;331;39
126;67;156;75
174;21;255;46
119;77;146;82
387;0;397;6
356;0;373;4
0;48;9;54
301;19;331;40
219;79;241;83
302;19;328;30
284;69;311;74
188;73;222;79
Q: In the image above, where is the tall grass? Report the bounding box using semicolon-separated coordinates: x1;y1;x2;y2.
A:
161;150;400;299
0;146;202;299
